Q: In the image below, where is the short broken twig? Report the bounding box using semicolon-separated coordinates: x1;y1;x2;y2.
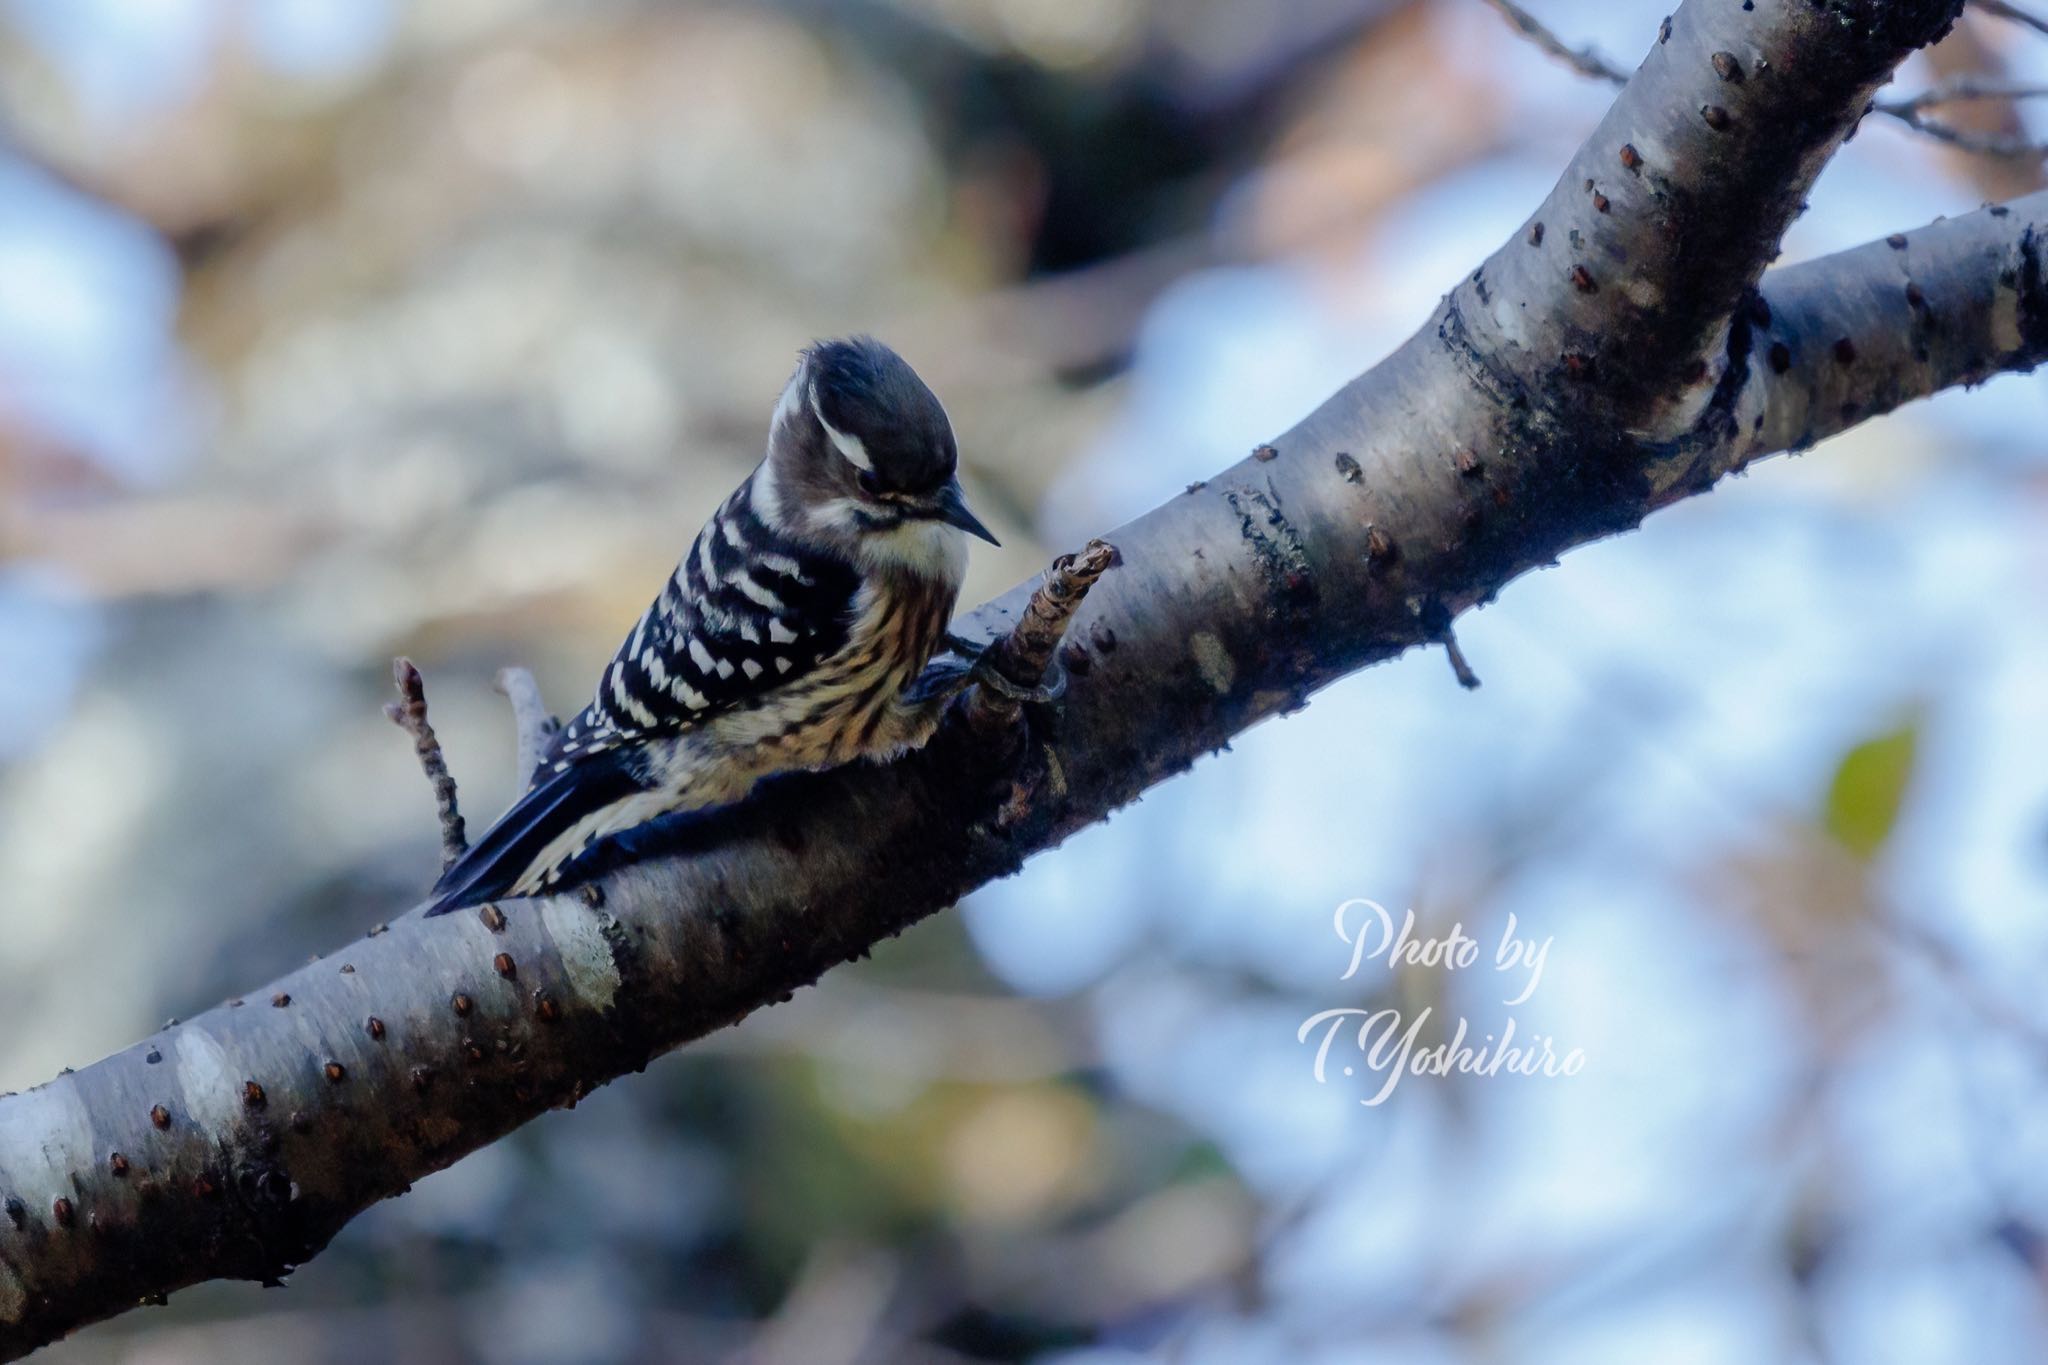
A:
968;539;1118;728
495;666;560;785
385;657;467;869
1442;631;1483;691
1419;599;1482;691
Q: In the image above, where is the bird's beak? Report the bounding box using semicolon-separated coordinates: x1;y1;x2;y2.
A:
927;478;1000;546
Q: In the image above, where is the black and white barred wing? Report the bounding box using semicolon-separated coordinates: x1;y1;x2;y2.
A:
547;482;863;769
422;481;859;915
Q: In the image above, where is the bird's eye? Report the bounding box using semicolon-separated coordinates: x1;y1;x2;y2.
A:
856;469;881;497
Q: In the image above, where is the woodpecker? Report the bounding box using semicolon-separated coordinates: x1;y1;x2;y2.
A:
424;337;1000;916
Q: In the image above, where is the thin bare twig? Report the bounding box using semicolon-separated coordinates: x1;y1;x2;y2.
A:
1878;76;2048;112
1871;77;2048;157
1480;0;1628;85
385;657;467;869
1874;108;2048;157
1975;0;2048;41
494;666;559;785
1486;0;2048;158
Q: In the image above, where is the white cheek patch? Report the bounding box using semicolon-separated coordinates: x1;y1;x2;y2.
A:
808;495;868;534
809;383;874;472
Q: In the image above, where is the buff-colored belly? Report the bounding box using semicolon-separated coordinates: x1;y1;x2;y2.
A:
650;588;942;806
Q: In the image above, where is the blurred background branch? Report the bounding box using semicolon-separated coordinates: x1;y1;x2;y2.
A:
491;667;558;789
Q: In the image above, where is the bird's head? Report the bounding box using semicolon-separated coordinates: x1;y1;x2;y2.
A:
760;337;997;572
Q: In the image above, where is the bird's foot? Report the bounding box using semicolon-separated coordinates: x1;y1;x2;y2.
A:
968;650;1066;705
902;651;978;708
904;643;1066;709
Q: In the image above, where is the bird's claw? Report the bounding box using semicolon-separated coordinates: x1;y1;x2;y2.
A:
969;652;1067;705
902;652;978;707
905;642;1067;708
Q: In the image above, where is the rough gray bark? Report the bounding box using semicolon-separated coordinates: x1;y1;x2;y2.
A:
5;0;2036;1356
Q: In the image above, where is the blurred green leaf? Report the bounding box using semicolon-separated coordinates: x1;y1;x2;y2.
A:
1168;1139;1235;1184
1823;715;1920;860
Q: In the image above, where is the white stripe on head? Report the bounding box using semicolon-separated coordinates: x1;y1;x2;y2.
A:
809;382;874;472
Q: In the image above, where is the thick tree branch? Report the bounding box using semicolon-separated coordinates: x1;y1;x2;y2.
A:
1739;192;2048;467
5;0;2026;1355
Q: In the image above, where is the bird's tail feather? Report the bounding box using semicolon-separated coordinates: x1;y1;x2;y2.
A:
423;749;646;916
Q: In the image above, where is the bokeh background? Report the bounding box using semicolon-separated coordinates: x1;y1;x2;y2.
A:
2;0;2046;1360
